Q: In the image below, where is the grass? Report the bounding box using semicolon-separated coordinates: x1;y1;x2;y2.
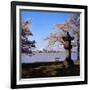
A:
21;60;80;78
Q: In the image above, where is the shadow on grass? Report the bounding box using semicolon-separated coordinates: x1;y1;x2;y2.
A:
21;61;80;78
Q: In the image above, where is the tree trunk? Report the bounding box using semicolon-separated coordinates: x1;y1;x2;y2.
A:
77;40;80;60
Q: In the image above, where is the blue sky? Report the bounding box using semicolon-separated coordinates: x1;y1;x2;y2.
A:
21;10;73;50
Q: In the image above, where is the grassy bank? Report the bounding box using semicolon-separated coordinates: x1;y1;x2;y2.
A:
21;60;80;78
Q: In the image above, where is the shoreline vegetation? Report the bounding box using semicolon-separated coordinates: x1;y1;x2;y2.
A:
21;60;80;78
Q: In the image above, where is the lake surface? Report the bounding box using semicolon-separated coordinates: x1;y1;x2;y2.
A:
21;52;78;63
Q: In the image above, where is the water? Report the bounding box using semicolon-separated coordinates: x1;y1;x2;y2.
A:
21;52;78;63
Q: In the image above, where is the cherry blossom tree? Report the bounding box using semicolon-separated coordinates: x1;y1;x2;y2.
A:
45;13;80;68
55;13;80;60
67;14;80;60
44;32;65;51
21;19;36;56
